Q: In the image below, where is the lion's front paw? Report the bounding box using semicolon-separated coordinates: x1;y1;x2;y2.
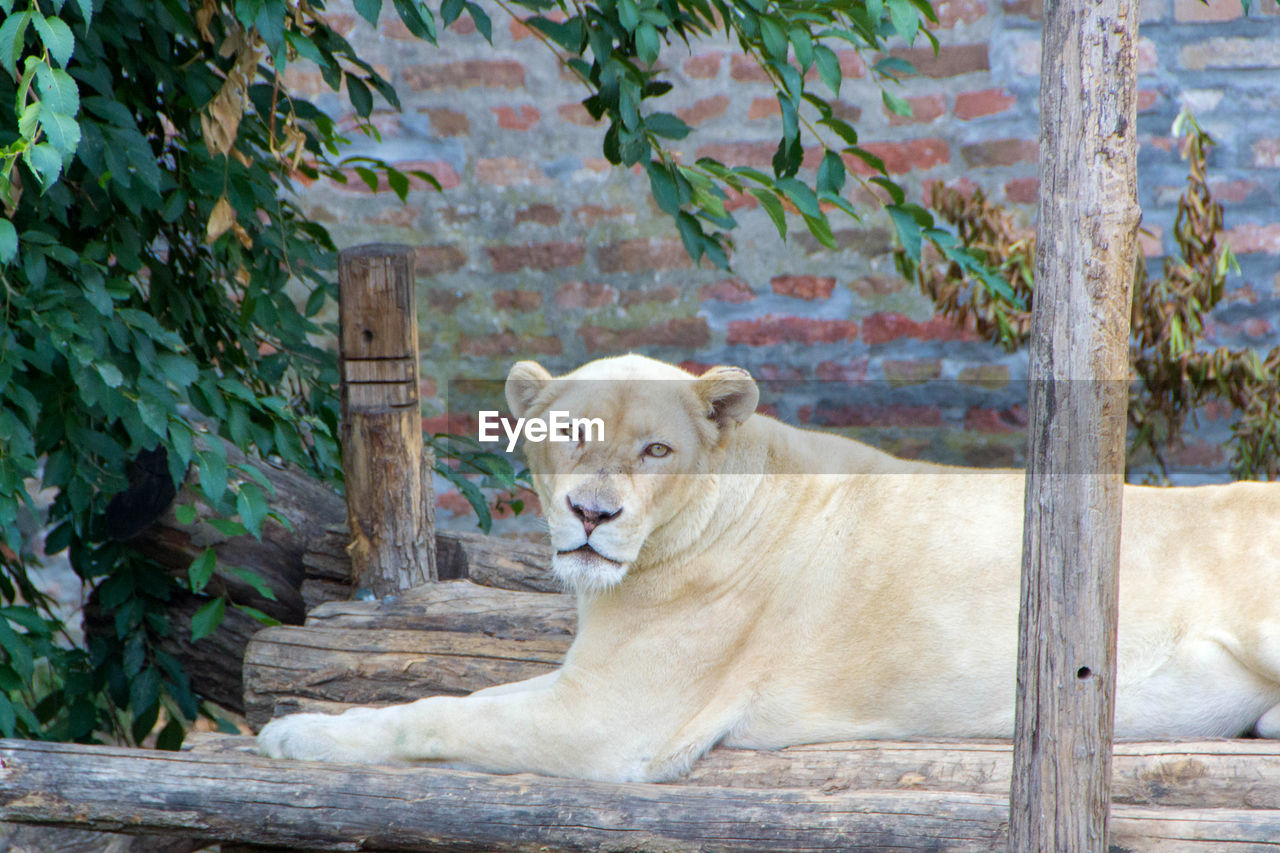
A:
257;710;392;764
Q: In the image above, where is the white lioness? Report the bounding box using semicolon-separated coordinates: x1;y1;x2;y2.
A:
260;354;1280;781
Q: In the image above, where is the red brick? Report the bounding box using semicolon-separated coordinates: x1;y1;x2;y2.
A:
862;312;976;344
727;316;859;346
815;360;869;382
684;53;724;78
598;239;693;273
475;157;548;186
887;44;990;78
367;205;421;228
1137;38;1158;73
884;359;943;385
1004;177;1039;204
889;94;947;126
1254;139;1280;168
933;0;989;27
1138;226;1164;258
831;101;864;123
676;95;730;126
954;88;1017;120
801;403;943;428
492;289;543;311
677;360;717;375
573;204;633;224
580;318;711;353
1225;224;1280;254
1137;89;1160;112
1175;0;1242;21
514;204;561;226
426;289;470;314
458;333;563;357
415;245;467;276
850;275;905;298
723;188;759;212
402;60;525;91
771;275;836;300
958;364;1011;389
961;137;1038;168
730;54;771;82
1002;0;1041;16
555;280;617;308
1209;179;1260;203
420;107;469;136
965;406;1028;433
1167;440;1226;468
1244;317;1275;338
321;13;356;35
747;97;781;120
557;102;599;126
492;105;540;130
449;16;476;34
487;241;586;273
419;376;438;399
621;285;681;306
699;278;755;303
846;138;950;175
837;50;868;78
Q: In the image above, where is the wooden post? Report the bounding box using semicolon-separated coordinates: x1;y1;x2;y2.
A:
1009;0;1141;848
338;243;437;596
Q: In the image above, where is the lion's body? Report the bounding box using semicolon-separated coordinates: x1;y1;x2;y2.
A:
260;355;1280;781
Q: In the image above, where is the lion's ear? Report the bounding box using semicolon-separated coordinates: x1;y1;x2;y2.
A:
695;365;759;430
505;361;553;418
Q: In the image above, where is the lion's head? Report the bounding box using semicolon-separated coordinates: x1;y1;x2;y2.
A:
505;355;758;594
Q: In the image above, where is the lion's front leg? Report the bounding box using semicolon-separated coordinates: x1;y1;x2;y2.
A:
257;685;661;781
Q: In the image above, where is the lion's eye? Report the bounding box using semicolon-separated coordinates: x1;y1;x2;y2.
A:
643;442;672;459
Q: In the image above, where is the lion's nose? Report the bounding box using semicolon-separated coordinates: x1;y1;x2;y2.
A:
567;496;622;536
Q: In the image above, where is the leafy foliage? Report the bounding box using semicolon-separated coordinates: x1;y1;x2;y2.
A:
0;0;976;745
901;112;1278;482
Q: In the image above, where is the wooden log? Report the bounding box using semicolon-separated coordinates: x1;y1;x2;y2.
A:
6;739;1280;852
339;243;437;595
183;732;1280;812
1013;0;1142;844
242;625;569;729
304;579;575;636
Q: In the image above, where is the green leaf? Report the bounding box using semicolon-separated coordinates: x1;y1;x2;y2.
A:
887;204;923;261
233;604;282;627
346;74;373;117
235;482;268;539
157;353;199;387
887;0;919;44
197;448;228;505
188;548;216;592
174;503;197;525
635;22;660;64
0;220;16;264
73;0;92;26
35;64;79;115
883;89;912;117
646;161;680;215
813;44;841;95
750;188;787;239
0;12;30;78
816;150;846;194
354;0;382;26
790;27;814;70
207;517;249;537
224;565;277;601
156;717;185;751
759;17;788;61
41;110;82;157
190;597;226;642
644;112;691;140
464;2;491;41
31;14;74;67
775;177;821;219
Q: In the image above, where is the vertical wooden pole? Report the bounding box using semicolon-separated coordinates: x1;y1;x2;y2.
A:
338;243;437;597
1009;0;1140;849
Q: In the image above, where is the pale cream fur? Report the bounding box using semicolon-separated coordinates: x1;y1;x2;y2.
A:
259;354;1280;781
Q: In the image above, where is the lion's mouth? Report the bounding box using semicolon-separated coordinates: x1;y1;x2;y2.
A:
557;543;623;565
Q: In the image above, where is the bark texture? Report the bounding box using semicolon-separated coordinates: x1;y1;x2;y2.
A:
339;243;437;595
1012;0;1142;847
8;739;1280;852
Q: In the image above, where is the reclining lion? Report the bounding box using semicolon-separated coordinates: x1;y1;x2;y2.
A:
260;354;1280;781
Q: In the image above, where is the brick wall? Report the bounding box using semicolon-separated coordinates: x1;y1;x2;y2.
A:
289;0;1280;528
